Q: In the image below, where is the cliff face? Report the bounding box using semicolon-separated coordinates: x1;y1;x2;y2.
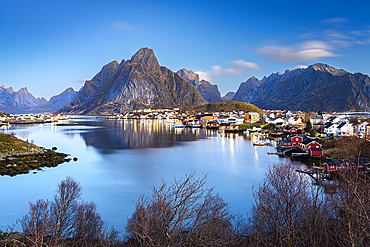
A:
232;63;370;112
232;76;261;103
176;69;222;103
59;48;206;115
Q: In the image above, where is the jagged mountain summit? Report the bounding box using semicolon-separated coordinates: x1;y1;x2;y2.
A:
48;87;79;108
0;85;78;114
176;69;223;103
222;92;236;101
232;63;370;112
58;48;206;115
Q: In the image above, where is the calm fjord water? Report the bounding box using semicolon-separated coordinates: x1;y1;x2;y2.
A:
0;118;287;230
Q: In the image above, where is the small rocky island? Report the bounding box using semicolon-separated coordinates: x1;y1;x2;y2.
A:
0;132;72;176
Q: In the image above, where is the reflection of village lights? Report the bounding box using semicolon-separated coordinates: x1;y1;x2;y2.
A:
254;149;259;160
229;135;235;155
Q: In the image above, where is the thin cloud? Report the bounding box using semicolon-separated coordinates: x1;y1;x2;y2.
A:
322;17;349;24
300;40;333;50
196;65;224;82
256;40;338;63
196;60;262;81
113;21;136;32
224;60;262;76
288;65;308;70
350;30;367;36
195;71;212;82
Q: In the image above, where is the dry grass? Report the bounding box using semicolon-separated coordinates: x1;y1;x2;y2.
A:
0;133;40;156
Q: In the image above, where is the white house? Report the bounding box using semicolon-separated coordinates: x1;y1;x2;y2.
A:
226;116;244;125
336;120;353;137
322;114;332;122
323;122;338;135
310;116;323;125
217;116;228;123
267;117;285;125
353;121;369;137
332;116;345;124
285;116;302;125
285;111;294;117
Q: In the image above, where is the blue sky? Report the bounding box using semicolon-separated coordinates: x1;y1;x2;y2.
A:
1;0;370;99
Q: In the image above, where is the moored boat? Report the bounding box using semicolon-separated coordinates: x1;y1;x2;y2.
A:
173;120;184;128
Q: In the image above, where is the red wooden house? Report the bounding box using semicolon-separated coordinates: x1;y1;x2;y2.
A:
308;147;323;157
299;139;322;151
291;135;303;147
324;162;338;171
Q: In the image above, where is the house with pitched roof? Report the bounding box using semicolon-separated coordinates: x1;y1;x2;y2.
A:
244;112;260;123
299;139;322;151
310;116;323;125
322;122;338;135
336;120;353;137
353;121;369;137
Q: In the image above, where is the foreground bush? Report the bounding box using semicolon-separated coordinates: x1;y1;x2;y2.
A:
7;176;119;247
125;171;245;246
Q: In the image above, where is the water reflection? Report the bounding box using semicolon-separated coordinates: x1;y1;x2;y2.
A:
0;118;287;231
64;119;217;153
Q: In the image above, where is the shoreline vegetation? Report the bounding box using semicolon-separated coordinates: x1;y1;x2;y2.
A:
3;163;370;246
0;132;73;176
2;110;370;245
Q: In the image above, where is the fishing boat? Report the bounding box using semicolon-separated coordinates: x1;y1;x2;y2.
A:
185;119;201;128
253;139;272;146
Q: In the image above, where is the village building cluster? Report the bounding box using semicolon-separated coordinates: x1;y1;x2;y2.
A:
0;113;70;126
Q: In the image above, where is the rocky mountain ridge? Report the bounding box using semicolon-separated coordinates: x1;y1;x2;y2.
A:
0;85;78;114
3;51;370;114
232;63;370;112
58;48;206;115
176;69;223;103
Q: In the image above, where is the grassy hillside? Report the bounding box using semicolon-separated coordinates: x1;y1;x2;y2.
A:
189;101;263;113
0;133;40;156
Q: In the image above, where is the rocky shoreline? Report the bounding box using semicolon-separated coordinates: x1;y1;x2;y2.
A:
0;148;74;176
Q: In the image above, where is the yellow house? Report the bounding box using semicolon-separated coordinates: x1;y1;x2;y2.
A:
244;112;260;123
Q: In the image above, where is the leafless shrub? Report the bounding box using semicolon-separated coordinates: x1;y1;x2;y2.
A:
20;199;54;246
249;161;334;247
12;176;119;246
126;171;237;246
51;176;82;242
325;169;370;246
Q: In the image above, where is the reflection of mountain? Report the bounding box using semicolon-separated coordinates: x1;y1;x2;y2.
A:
77;120;210;153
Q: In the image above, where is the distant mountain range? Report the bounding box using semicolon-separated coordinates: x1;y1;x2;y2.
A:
2;47;370;114
232;63;370;112
0;86;77;114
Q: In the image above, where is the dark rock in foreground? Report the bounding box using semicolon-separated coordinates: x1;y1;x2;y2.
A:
0;149;70;176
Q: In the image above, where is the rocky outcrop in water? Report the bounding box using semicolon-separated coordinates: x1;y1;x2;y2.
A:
0;149;70;176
